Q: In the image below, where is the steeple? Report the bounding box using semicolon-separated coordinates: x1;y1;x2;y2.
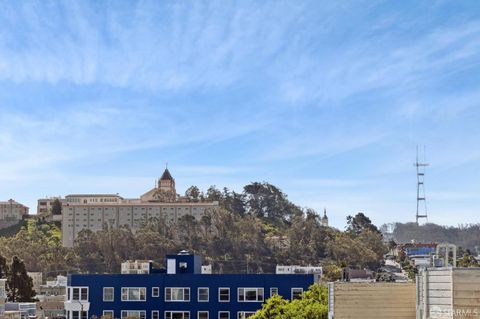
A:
321;208;329;227
157;167;176;201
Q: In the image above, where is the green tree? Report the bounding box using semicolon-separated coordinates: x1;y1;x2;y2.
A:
7;256;36;302
251;284;328;319
51;199;62;215
457;250;479;267
346;212;380;235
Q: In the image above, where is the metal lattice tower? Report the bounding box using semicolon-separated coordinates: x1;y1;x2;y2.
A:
415;146;429;224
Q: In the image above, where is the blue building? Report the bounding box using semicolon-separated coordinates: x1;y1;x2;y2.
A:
65;252;315;319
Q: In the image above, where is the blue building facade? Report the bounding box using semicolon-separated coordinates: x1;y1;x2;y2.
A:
65;254;315;319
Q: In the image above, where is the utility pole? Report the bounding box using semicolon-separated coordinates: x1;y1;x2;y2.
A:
415;146;429;225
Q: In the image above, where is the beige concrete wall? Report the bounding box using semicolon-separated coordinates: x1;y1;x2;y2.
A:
330;282;416;319
452;269;480;318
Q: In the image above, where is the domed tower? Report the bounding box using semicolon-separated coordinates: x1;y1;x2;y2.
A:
321;208;329;227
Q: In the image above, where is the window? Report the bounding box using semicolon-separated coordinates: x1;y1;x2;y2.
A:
71;311;87;319
165;288;190;302
121;287;146;301
218;288;230;302
103;287;114;301
121;311;146;319
198;288;209;302
270;288;278;297
152;311;159;319
237;313;256;319
165;311;190;319
103;311;114;319
197;312;208;319
70;287;88;301
238;288;264;302
152;287;160;297
218;312;229;319
291;288;303;300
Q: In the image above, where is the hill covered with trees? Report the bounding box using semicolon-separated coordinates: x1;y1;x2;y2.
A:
0;182;387;279
390;222;480;251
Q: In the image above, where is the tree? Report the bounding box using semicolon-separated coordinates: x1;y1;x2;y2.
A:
251;284;328;319
0;254;8;278
457;250;479;267
7;256;36;302
185;186;201;202
346;212;380;235
51;199;62;215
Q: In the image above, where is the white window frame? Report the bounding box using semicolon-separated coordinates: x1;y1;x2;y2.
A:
152;287;160;298
218;312;229;319
197;311;209;319
103;287;114;302
197;287;209;302
237;288;264;302
70;287;89;301
121;310;146;319
121;287;147;301
218;287;230;302
270;287;278;297
237;312;256;319
164;311;190;319
102;311;114;319
152;310;159;319
291;288;303;300
165;287;190;302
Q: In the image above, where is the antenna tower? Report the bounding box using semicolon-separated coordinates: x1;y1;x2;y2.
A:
415;146;429;224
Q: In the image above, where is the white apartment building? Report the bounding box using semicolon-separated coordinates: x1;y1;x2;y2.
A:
276;265;323;276
121;260;152;274
45;169;219;247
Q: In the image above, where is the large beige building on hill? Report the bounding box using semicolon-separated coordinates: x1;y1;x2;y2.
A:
0;199;29;229
38;169;219;247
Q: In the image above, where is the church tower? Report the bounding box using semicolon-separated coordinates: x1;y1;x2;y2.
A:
158;168;176;195
321;208;329;227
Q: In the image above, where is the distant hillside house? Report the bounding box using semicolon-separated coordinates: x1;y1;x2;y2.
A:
38;169;219;247
0;199;29;229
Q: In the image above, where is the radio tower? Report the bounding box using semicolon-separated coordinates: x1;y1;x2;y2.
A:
415;146;429;225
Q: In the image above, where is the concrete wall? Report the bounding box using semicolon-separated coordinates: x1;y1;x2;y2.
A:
452;269;480;318
329;282;416;319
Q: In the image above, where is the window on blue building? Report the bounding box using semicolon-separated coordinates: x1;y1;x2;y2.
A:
197;311;208;319
165;311;190;319
291;288;303;300
218;312;229;319
197;288;209;302
103;287;114;301
152;287;160;297
121;288;146;301
269;288;278;297
237;312;256;319
152;311;159;319
237;288;264;302
103;310;114;319
165;288;190;302
218;288;229;302
121;310;146;319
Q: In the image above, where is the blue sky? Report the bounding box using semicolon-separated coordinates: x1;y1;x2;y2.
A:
1;1;480;229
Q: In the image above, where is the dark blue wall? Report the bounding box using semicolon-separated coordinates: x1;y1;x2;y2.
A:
68;273;314;319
